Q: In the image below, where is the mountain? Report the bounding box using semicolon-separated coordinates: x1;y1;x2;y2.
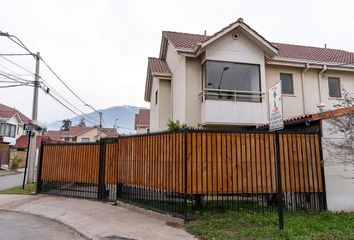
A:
46;105;144;134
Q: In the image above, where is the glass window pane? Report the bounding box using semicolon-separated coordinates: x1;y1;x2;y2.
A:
328;77;341;97
235;64;260;92
206;61;234;90
280;73;293;94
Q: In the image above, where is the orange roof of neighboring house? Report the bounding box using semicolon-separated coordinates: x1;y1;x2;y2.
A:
0;103;31;124
15;135;52;149
45;126;119;140
135;109;150;129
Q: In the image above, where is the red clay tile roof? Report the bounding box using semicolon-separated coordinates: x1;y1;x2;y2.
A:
273;43;354;65
163;31;209;50
159;31;354;65
135;109;150;129
15;135;52;149
45;126;118;140
148;57;171;74
0;103;31;124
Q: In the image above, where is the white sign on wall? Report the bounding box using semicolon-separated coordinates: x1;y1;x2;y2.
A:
268;81;284;131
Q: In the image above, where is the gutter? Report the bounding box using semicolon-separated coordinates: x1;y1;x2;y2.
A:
318;65;327;104
301;63;310;114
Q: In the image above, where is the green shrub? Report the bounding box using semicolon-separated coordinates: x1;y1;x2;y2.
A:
11;156;23;170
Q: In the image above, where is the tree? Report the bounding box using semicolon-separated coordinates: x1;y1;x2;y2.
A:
325;88;354;174
78;117;86;127
60;119;72;131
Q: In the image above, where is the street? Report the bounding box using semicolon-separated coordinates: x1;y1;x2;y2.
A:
0;172;24;190
0;210;86;240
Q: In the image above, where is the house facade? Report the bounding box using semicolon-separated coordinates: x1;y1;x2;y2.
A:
144;18;354;131
45;126;118;143
134;109;150;134
0;103;32;145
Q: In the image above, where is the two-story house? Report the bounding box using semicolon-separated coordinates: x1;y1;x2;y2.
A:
144;18;354;131
45;126;118;143
0;103;31;145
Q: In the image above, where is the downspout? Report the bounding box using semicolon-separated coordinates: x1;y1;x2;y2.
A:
318;65;327;110
301;63;310;114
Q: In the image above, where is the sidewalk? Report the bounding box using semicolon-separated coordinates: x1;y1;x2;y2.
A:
0;195;196;240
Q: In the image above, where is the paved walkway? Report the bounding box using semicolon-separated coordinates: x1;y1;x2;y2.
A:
0;195;196;240
0;172;24;190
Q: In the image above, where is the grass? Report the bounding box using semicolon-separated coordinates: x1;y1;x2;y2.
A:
0;183;36;195
186;206;354;240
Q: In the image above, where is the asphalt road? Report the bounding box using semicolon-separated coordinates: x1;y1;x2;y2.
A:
0;210;87;240
0;172;24;190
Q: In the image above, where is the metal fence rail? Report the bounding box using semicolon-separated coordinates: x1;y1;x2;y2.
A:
37;128;326;220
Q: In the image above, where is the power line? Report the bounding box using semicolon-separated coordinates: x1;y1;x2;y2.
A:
0;56;34;74
40;57;95;109
0;72;33;84
43;89;97;125
0;83;31;88
0;53;32;56
41;79;99;124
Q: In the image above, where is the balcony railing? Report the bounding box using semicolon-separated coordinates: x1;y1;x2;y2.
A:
200;88;266;103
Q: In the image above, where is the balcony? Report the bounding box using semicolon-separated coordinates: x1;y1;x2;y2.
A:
200;89;268;126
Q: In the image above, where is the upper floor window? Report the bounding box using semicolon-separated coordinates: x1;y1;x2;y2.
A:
0;123;16;138
280;73;294;94
203;61;261;102
328;77;341;98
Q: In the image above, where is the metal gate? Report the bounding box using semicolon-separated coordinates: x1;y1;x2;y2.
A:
37;129;327;219
0;142;10;166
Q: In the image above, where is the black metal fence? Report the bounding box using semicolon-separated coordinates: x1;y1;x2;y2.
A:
37;128;327;221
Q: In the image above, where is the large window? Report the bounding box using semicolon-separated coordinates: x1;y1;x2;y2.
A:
0;123;16;138
203;61;261;102
328;77;341;98
280;73;294;94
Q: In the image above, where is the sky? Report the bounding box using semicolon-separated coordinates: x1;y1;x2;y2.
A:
0;0;354;124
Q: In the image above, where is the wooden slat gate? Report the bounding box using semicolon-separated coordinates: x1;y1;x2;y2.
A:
0;142;10;167
37;129;326;218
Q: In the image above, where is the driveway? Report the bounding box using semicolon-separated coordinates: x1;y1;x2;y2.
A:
0;172;24;190
0;210;86;240
0;195;196;240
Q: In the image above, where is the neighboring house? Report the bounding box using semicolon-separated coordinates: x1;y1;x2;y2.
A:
134;109;150;134
144;18;354;131
0;103;32;145
45;126;118;143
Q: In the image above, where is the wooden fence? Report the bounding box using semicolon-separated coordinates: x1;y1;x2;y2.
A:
0;142;10;166
39;130;324;195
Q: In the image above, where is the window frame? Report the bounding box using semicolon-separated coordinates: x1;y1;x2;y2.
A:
202;60;262;102
81;137;90;143
280;73;294;95
328;77;341;98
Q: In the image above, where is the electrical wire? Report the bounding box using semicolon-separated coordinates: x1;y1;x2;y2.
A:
40;57;94;108
0;83;31;88
0;56;34;74
41;79;99;124
41;88;98;125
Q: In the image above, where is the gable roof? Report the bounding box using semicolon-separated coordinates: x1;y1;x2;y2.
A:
148;57;171;75
45;126;118;140
135;109;150;129
0;103;31;124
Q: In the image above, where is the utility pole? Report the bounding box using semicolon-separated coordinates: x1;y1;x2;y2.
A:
99;112;103;128
27;52;40;184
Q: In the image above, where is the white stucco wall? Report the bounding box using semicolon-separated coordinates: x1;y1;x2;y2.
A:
321;118;354;211
149;76;171;131
266;65;305;119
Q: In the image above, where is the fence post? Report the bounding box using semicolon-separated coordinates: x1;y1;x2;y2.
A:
184;129;188;221
35;141;44;194
98;138;107;200
317;128;327;210
275;131;284;230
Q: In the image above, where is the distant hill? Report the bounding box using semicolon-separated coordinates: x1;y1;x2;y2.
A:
46;105;145;134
